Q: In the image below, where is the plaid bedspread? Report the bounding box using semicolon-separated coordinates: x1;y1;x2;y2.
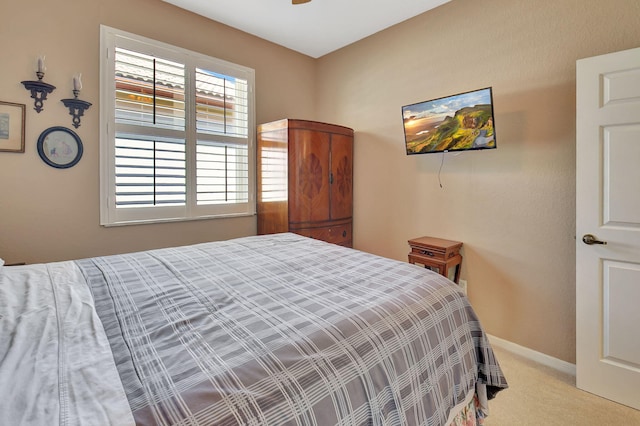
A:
76;233;507;426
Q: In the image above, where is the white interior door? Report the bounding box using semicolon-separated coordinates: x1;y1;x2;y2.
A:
576;46;640;410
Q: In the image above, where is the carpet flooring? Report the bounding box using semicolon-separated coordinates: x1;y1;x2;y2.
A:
484;346;640;425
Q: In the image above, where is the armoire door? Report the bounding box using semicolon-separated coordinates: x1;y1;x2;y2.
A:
330;133;353;220
288;129;331;224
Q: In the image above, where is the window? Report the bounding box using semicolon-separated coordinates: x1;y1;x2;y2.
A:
100;26;255;225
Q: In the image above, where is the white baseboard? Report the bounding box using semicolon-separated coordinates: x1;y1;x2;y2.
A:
488;334;576;377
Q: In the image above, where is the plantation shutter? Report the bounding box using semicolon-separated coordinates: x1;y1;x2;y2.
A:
195;68;249;205
114;48;187;208
101;26;255;226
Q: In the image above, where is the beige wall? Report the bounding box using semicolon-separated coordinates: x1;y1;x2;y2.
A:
0;0;315;264
315;0;640;363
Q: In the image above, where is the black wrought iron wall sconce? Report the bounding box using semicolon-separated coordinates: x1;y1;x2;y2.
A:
21;56;55;113
61;74;91;128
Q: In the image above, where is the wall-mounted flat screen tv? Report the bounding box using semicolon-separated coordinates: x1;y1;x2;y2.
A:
402;87;496;155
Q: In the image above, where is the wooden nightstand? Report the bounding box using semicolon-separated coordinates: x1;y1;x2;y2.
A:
408;236;463;283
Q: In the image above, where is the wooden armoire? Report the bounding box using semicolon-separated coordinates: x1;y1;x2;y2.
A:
257;119;354;247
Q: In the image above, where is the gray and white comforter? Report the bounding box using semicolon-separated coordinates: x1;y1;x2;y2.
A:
1;233;507;425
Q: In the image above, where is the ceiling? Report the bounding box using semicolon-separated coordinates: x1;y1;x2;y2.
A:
162;0;452;58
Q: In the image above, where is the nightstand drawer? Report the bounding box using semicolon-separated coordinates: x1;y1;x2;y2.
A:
410;246;450;260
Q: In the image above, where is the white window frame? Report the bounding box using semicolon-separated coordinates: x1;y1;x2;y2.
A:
100;25;256;226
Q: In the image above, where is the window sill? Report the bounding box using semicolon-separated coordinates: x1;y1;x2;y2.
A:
101;212;256;227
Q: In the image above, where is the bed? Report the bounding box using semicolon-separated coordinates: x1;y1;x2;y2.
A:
0;233;507;425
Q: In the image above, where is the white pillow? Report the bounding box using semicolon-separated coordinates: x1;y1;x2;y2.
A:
0;258;4;269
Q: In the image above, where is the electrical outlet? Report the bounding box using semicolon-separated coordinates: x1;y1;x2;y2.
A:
459;279;468;295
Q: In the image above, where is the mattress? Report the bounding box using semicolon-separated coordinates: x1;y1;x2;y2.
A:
0;233;507;425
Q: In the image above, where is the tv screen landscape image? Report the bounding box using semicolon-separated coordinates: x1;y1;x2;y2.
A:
402;87;496;155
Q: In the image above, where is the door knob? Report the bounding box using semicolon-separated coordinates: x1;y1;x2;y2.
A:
582;234;607;245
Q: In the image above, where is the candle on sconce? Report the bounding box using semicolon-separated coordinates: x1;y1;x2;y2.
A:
37;55;46;73
61;74;92;127
73;74;82;91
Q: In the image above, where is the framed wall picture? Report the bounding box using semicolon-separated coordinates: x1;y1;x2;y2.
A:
0;101;26;153
37;126;83;169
